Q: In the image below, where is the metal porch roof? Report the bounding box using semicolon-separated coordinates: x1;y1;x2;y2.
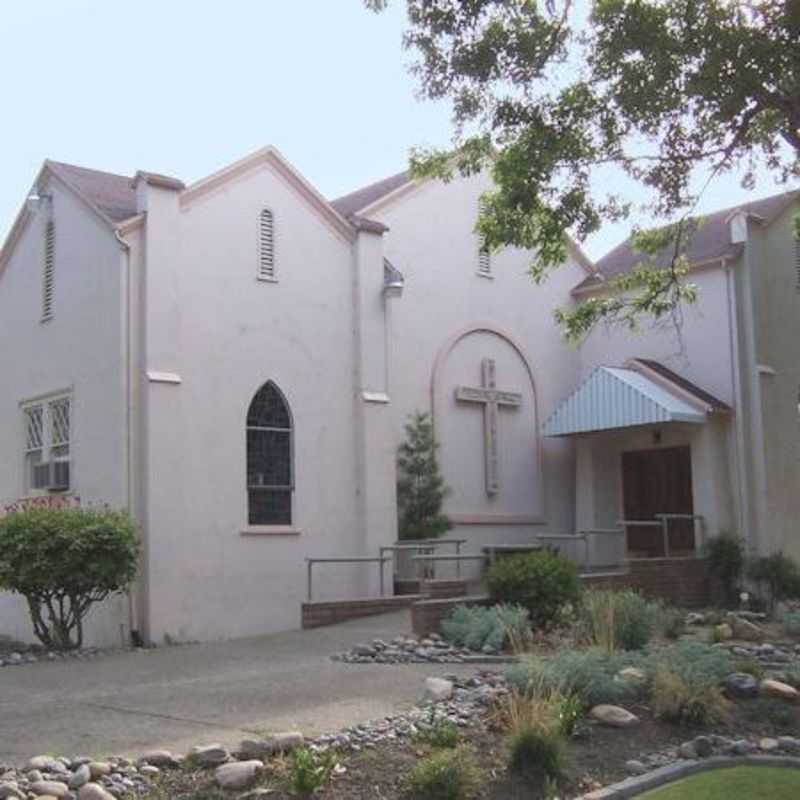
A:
542;367;706;437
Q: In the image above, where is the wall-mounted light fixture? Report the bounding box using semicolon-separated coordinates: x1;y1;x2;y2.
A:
382;258;405;299
26;191;53;213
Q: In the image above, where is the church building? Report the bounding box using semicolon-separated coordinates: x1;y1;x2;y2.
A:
0;146;798;646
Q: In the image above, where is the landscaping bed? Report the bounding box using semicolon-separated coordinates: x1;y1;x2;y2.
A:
84;687;798;799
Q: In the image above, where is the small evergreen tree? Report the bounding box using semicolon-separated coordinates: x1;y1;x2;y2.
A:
397;412;451;540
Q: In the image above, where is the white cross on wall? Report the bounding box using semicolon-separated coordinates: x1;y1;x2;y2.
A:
455;358;522;495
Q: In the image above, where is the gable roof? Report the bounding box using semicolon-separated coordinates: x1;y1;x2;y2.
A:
2;148;386;273
542;365;707;436
575;188;800;294
46;161;139;223
332;169;595;273
331;170;410;218
627;358;731;414
542;357;729;437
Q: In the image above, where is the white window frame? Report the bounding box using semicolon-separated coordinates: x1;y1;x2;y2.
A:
21;391;72;496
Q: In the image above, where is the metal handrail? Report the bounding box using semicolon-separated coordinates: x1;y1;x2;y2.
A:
618;515;705;558
391;538;468;546
305;556;391;602
538;529;627;570
410;554;487;562
383;538;467;578
654;513;706;556
482;543;543;566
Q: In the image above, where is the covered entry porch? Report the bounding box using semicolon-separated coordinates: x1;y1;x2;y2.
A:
543;359;734;567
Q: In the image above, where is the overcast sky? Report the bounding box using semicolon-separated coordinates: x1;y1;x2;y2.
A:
0;1;792;259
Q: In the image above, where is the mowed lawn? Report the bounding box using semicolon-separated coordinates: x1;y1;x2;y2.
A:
640;766;800;799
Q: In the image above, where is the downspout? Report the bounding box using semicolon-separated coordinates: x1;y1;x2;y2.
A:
114;228;140;645
350;235;368;552
724;256;749;544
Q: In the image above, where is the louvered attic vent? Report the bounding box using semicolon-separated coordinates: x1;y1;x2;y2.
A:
795;234;800;290
42;221;55;321
259;208;275;280
477;198;491;277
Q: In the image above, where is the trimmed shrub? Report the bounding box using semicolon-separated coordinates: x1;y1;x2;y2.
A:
705;533;745;606
404;746;482;800
0;506;140;650
441;604;530;652
486;551;580;629
507;648;644;709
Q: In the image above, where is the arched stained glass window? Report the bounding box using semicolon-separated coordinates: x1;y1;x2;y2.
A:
246;382;293;525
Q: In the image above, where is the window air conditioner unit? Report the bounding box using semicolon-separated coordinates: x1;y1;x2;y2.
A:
49;461;70;492
32;462;51;490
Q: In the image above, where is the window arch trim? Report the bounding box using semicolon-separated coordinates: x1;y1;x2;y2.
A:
246;381;294;526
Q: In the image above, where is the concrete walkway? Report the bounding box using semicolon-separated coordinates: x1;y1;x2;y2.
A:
0;611;471;763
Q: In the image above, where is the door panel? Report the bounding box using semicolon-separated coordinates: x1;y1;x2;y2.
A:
622;446;694;556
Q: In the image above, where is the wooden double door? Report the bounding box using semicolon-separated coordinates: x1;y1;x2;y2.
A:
622;445;694;557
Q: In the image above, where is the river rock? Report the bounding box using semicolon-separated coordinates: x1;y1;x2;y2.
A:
0;783;24;800
759;737;780;752
87;763;111;780
616;667;647;686
29;782;69;798
68;764;91;789
760;679;799;702
730;616;767;642
777;736;800;752
25;757;65;774
139;750;178;768
691;735;714;758
78;784;117;800
424;677;454;702
724;672;759;698
189;744;229;766
589;704;640;728
714;623;733;641
215;760;263;790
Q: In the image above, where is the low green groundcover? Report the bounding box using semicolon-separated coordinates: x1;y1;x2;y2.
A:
639;765;800;799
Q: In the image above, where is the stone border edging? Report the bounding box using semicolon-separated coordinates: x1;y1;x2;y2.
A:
579;755;800;799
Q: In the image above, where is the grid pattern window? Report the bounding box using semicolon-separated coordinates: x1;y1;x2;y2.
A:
477;198;491;277
258;208;276;280
246;382;293;525
42;221;55;321
23;395;71;493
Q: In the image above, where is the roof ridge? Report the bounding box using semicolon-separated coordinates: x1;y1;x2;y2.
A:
596;187;800;267
46;159;135;182
330;169;411;218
